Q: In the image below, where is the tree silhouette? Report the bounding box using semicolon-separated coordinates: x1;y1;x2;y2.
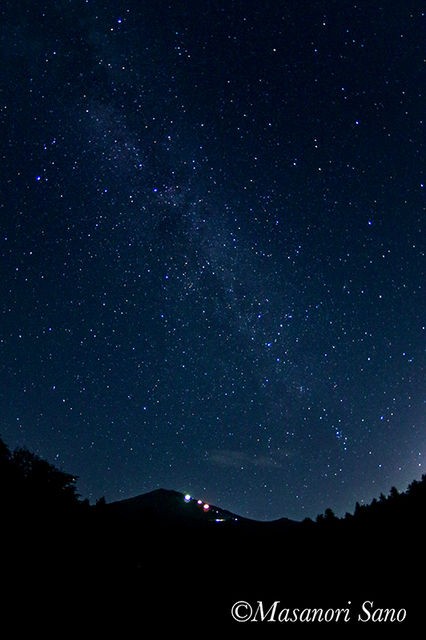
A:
0;437;80;521
12;446;79;508
324;507;337;522
389;486;399;501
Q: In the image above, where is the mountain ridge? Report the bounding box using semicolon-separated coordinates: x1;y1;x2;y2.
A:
104;487;299;530
103;487;259;525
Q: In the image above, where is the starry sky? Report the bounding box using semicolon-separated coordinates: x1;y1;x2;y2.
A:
0;1;424;520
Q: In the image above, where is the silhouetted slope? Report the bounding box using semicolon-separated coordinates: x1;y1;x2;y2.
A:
104;488;300;535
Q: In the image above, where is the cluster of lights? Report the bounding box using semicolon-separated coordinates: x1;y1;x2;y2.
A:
183;494;210;512
182;494;237;523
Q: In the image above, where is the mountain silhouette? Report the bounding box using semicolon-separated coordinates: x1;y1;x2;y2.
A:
105;487;299;528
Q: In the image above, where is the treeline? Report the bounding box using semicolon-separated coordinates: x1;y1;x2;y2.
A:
303;474;426;528
0;436;83;516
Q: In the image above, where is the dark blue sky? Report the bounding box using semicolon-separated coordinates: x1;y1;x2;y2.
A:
0;1;424;519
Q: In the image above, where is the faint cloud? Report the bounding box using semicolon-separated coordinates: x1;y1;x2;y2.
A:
209;449;283;469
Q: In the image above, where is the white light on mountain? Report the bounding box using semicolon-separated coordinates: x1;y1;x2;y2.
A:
203;503;210;511
184;494;191;502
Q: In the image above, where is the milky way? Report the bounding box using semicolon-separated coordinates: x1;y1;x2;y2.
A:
0;1;424;519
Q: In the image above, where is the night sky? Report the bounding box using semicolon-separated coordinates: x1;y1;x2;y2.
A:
0;1;424;520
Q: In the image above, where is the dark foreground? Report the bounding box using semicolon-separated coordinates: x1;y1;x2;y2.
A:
3;504;422;634
1;438;423;634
